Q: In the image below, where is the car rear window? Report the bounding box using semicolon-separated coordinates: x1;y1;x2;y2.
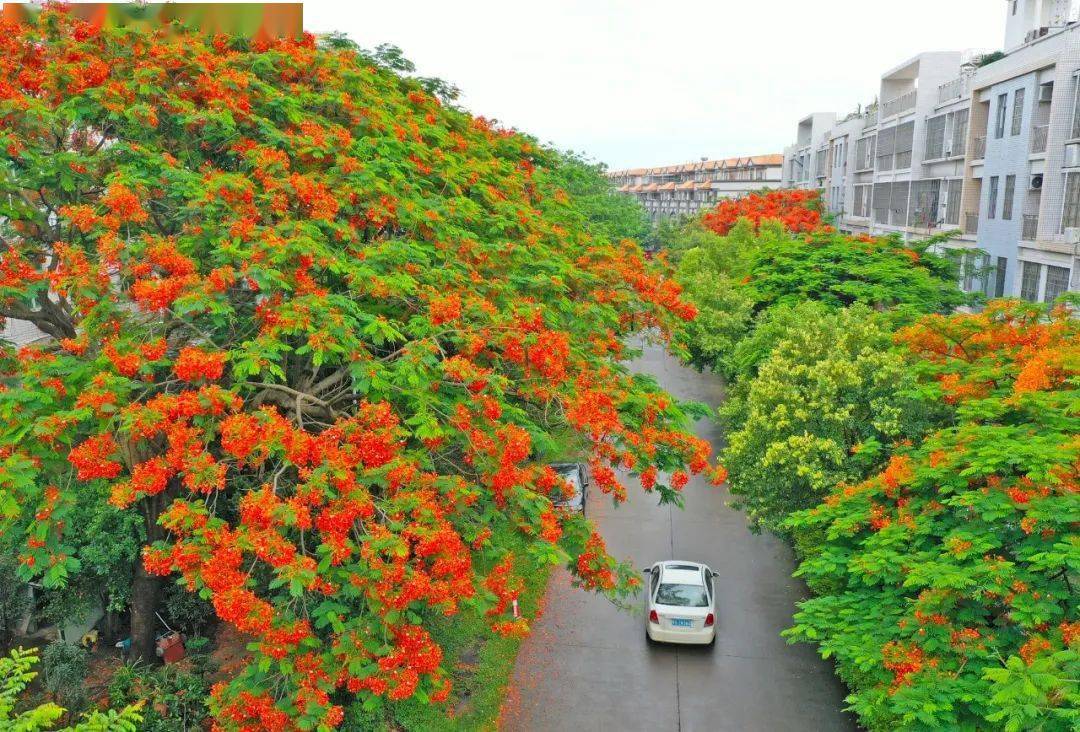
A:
655;583;709;607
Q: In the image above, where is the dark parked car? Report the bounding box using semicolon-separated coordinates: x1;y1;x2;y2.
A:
549;462;589;514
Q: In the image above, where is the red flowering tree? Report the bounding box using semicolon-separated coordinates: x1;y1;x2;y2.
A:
701;188;825;237
0;9;712;729
785;301;1079;729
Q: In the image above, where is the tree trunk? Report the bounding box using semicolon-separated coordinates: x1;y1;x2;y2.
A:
129;560;162;662
128;487;174;663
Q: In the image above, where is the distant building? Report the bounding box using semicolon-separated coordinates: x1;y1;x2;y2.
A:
780;0;1080;304
607;155;784;221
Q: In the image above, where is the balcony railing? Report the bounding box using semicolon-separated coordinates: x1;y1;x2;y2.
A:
1031;125;1049;153
881;90;917;119
1022;214;1039;240
964;213;979;235
973;136;986;159
938;76;969;104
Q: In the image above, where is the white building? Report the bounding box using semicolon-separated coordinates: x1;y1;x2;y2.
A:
781;0;1080;304
607;155;784;221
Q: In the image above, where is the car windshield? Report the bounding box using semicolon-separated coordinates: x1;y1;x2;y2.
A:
655;582;709;607
554;468;581;502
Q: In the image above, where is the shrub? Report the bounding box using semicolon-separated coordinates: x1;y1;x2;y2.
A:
41;641;89;715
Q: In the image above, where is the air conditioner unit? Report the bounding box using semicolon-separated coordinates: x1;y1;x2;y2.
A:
1066;227;1080;245
1030;173;1044;190
1066;143;1080;168
1039;84;1054;102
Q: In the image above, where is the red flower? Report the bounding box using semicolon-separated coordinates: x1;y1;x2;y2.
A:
174;347;227;382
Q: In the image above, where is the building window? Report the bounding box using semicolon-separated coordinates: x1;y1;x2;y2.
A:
872;182;892;224
925;114;946;159
994;256;1008;297
894;122;915;168
950;108;969;156
1020;261;1042;301
995;93;1008;139
943;179;962;225
1063;172;1080;231
877;126;896;172
1044;265;1070;302
1011;88;1025;136
1012;0;1017;15
988;176;999;219
1073;77;1080;140
910;179;941;227
1003;175;1016;220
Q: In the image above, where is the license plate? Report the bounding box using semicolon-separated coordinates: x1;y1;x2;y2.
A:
671;618;692;628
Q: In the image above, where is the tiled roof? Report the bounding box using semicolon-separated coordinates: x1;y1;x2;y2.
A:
658;182;677;191
606;152;782;178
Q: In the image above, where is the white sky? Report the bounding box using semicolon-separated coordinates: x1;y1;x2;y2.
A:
303;0;1004;170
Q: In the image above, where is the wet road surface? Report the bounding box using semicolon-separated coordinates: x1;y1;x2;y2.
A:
501;341;856;732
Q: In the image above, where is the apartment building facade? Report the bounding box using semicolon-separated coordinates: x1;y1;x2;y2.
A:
781;0;1080;304
607;155;783;221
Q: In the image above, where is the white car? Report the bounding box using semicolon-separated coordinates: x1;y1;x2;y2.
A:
643;561;718;645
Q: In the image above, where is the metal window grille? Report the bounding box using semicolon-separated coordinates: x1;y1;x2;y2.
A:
889;181;910;226
1003;175;1016;220
894;122;915;169
1044;265;1070;302
995;256;1008;297
1011;88;1025;136
910;179;941;227
1020;261;1042;301
944;179;962;225
1063;172;1080;230
995;94;1007;138
1072;78;1080;139
925;115;946;159
950;109;969;155
876;127;896;172
872;182;892;224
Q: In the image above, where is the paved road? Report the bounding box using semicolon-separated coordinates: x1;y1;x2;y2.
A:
501;341;856;732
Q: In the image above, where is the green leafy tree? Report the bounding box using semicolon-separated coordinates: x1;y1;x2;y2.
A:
671;219;755;374
785;302;1080;730
740;224;967;317
0;648;143;731
0;8;713;728
721;304;929;535
554;151;651;243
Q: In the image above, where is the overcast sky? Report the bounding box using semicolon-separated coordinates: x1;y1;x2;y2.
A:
303;0;1004;170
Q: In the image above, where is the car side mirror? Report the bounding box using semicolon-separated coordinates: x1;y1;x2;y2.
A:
711;571;720;578
642;567;652;573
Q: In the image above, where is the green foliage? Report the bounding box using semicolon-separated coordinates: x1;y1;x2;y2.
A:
672;220;755;374
0;647;142;731
740;225;967;317
162;583;214;636
784;303;1080;730
344;522;551;730
0;552;31;642
721;304;927;535
107;657;214;732
41;641;89;714
553;151;651;243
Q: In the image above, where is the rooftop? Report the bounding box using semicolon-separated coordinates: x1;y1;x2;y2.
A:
607;153;783;178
